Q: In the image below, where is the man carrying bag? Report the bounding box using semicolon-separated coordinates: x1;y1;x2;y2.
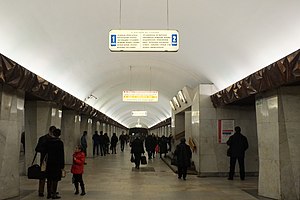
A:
34;126;56;197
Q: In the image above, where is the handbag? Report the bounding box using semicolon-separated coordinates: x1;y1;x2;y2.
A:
141;155;147;165
130;154;135;163
28;152;42;179
171;156;177;166
61;169;66;178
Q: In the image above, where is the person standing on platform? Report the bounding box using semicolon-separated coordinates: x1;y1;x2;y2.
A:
99;131;106;156
45;128;65;199
174;138;192;180
92;131;99;157
71;145;86;196
21;131;25;153
104;133;110;154
35;125;56;197
226;126;249;180
80;131;88;156
130;135;145;169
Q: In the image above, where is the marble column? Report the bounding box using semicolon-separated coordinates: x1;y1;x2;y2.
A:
99;122;103;132
0;85;25;200
61;110;80;164
191;84;259;177
256;86;300;200
24;101;61;175
80;115;93;157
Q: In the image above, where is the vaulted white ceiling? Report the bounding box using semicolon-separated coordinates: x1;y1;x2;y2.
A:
0;0;299;128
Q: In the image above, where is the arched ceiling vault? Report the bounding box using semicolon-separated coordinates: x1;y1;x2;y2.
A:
0;1;300;128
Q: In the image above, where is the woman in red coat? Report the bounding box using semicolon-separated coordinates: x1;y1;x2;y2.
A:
71;145;86;195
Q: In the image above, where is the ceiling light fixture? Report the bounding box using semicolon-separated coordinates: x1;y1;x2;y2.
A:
169;100;176;110
173;96;181;107
178;90;187;103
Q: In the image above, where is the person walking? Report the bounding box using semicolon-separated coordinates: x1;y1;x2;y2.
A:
174;138;192;180
35;125;56;197
130;136;145;169
45;128;65;199
119;131;126;152
110;133;118;154
145;134;155;159
159;135;168;158
226;126;249;180
71;145;86;196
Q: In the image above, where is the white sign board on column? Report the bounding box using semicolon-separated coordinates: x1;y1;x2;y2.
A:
109;30;179;52
218;119;235;144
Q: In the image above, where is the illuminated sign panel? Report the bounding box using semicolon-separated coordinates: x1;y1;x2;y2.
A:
132;111;147;117
123;91;158;102
109;30;179;52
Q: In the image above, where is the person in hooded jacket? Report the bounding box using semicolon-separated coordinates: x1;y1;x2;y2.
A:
71;145;86;196
174;138;192;180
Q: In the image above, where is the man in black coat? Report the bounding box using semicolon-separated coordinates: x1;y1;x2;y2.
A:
45;128;65;199
226;126;249;180
35;125;56;197
174;138;192;180
145;134;155;159
130;136;145;169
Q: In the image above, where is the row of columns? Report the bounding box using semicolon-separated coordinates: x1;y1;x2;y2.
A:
150;125;171;137
0;84;126;200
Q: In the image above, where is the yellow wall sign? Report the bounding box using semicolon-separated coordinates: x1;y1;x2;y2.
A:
123;91;158;102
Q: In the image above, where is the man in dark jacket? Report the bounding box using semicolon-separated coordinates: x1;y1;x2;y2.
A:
80;131;88;156
174;138;192;180
35;125;56;197
45;128;65;199
145;134;155;159
226;126;249;180
92;131;99;156
130;136;145;169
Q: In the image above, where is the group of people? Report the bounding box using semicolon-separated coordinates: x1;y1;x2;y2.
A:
33;125;248;198
35;126;87;199
131;134;192;180
131;126;249;182
35;126;65;199
92;131;129;156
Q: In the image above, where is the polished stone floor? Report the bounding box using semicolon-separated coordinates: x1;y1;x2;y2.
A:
15;146;272;200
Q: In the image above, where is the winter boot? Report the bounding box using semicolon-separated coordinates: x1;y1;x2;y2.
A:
80;182;86;196
74;183;79;195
